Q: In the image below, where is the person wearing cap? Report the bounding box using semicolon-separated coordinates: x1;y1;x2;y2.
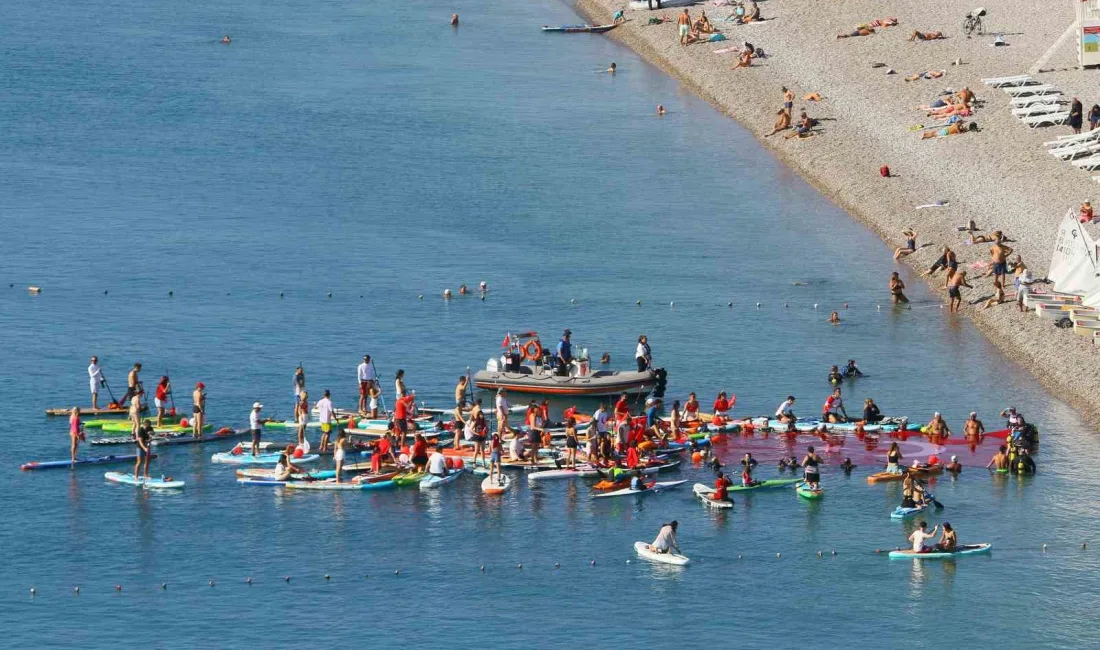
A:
316;389;336;452
88;356;104;410
357;355;375;414
556;329;573;376
649;520;680;555
946;455;962;474
249;402;264;455
925;412;950;439
963;411;985;441
192;382;206;439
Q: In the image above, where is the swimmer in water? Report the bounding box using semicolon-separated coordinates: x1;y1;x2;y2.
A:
946;455;962;474
221;35;231;44
600;352;611;364
828;311;840;324
458;284;468;295
657;105;666;115
840;457;856;475
451;13;459;26
608;62;617;74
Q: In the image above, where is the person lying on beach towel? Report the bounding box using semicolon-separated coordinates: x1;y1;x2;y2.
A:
909;30;945;41
866;18;899;28
837;27;874;39
927;103;972;118
906;70;945;82
804;92;823;101
921;121;977;139
765;109;791;136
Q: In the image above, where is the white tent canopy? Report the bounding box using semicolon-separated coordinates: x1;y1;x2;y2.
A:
1048;208;1100;302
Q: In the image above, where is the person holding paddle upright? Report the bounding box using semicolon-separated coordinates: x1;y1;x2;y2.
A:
88;356;105;410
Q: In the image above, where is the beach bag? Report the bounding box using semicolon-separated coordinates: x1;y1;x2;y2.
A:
880;165;891;177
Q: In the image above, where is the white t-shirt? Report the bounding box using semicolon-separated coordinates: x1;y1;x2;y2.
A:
651;525;676;552
495;395;508;413
464;419;476;441
88;363;103;383
594;409;609;433
250;409;262;430
909;528;936;552
316;398;334;423
635;343;647;360
427;452;447;474
776;400;794;417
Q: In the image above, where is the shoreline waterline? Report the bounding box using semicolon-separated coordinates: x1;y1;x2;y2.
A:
575;0;1100;428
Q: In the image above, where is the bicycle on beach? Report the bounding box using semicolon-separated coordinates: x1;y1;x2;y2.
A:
963;7;986;37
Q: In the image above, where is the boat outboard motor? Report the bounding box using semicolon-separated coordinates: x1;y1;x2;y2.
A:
651;368;668;399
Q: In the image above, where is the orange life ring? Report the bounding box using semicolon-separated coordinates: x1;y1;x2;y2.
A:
522;340;543;361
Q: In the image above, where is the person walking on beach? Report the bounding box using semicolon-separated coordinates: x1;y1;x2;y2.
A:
1088;104;1100;131
989;235;1014;288
357;355;376;414
192;382;206;439
122;362;143;407
1069;98;1083;135
947;270;972;313
677;9;691;45
249;402;264;456
889;271;908;304
88;356;104;410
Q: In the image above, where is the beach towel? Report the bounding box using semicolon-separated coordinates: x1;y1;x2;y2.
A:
708;33;728;42
915;200;950;209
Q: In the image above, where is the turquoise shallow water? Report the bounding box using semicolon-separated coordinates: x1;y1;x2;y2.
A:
2;0;1099;646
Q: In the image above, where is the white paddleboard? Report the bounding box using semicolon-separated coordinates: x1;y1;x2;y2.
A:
481;473;512;494
634;541;690;566
692;483;733;509
592;480;686;499
105;471;185;489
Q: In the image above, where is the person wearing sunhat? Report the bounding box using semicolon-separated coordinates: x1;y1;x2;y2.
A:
192;382;206;439
249;402;264;456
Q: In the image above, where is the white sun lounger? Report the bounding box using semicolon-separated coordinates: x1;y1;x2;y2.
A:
1071;153;1100;170
1021;111;1069;127
1011;93;1061;107
1003;84;1055;96
1012;103;1065;117
1045;129;1100;148
982;74;1033;87
1051;140;1100;160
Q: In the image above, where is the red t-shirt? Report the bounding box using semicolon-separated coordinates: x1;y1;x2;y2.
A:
394;395;413;420
614;399;630;419
626;447;640;468
685;401;699;414
156;384;168;401
713;398;729;412
715;476;732;500
411;439;427;458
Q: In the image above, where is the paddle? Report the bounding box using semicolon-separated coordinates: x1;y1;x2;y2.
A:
102;376;119;406
165;367;176;417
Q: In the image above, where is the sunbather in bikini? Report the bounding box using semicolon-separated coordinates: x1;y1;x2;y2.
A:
927;103;972;118
906;70;945;82
837;27;874;39
921;121;976;139
909;30;944;41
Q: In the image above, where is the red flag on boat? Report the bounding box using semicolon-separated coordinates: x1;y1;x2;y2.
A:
502;334;510;348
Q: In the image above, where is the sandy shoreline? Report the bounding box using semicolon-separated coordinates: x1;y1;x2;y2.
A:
576;0;1100;425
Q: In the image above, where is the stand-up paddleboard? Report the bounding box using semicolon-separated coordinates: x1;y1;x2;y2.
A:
633;541;690;566
151;428;249;447
46;406;142;416
104;471;184;489
285;479;396;491
890;494;935;519
419;470;464;490
727;478;802;492
888;543;991;559
592;480;686;499
527;465;602;481
692;483;733;509
21;454;155;471
392;471;426;486
796;482;823;499
210;452;319;465
236;468;336;480
481;473;512;494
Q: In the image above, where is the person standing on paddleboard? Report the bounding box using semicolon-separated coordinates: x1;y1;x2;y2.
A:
293;365;306;406
249;402;264;456
316;390;335;452
69;406;84;464
295;389;309;448
154;376;171;427
134;420;152;481
650;521;680;555
393;390;415;449
129;389;144;440
121;362;143;407
88;356;104;410
801;445;822;490
357;355;375;414
192;382;206;439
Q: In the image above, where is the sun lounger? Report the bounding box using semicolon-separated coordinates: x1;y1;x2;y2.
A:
1045;129;1100;148
1070;153;1100;169
1020;111;1069;128
982;74;1032;87
1011;93;1061;107
1012;103;1065;117
1003;84;1055;96
1050;140;1100;160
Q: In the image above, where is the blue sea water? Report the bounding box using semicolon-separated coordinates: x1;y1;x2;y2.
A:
2;0;1099;647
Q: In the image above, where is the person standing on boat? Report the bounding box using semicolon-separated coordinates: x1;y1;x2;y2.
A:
494;388;510;437
121;362;143;407
357;355;376;414
635;335;652;372
249;402;264;456
555;329;573;376
88;356;104;410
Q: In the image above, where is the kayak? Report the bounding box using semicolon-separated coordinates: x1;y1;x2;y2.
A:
541;24;617;34
419;471;464;490
104;471;185;489
236;468;337;480
795;482;823;499
890;495;935;519
592;480;686;499
729;478;802;492
210;452;319;465
888;543;992;559
868;464;944;484
286;479;396;491
633;541;690;566
481;473;513;495
527;465;602;481
21;453;156;471
392;471;426;486
692;483;733;509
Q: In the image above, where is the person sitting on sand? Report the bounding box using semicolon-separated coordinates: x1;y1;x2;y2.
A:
733;48;753;67
837;27;875;39
956;87;975;104
909;30;945;41
980;278;1006;311
765;109;791;136
906;70;945;82
694;11;717;33
784;112;816;138
921;121;977;139
1080;200;1094;224
893;228;917;259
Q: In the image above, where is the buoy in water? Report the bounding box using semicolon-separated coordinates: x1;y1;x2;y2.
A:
813;303;819;309
162;583;167;590
327;292;332;298
74;586;80;594
756;302;761;308
30;588;35;596
636;300;641;305
776;553;782;559
209;581;215;587
480;565;485;572
516;564;522;569
168;291;173;297
324;574;330;581
285;576;291;583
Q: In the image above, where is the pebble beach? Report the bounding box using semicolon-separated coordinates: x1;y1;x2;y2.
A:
577;0;1100;422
